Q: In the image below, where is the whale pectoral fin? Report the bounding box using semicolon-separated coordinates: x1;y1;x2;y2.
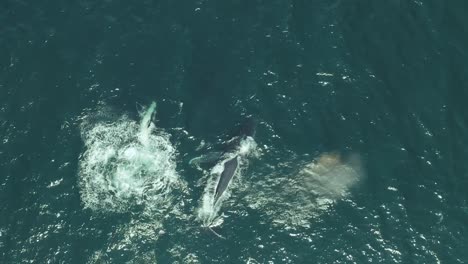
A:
189;151;224;167
136;102;145;116
208;227;226;239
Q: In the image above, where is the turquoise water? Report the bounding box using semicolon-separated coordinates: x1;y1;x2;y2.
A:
1;1;468;263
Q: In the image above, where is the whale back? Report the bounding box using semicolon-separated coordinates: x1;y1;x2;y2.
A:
214;156;239;203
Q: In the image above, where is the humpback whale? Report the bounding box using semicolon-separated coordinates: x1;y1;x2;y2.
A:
211;117;256;204
196;117;257;237
192;117;256;206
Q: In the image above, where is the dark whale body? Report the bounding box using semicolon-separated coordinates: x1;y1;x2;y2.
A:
192;117;256;168
221;117;257;154
214;155;238;204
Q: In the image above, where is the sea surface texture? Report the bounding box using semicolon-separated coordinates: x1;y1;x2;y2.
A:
1;1;467;263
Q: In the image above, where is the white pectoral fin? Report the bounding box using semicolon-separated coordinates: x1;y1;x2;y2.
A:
208;227;226;239
189;151;224;166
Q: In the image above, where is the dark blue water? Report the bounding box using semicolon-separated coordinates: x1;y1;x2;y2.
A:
1;1;468;263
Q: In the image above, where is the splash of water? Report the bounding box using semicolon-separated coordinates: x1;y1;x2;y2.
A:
78;102;184;214
79;102;188;262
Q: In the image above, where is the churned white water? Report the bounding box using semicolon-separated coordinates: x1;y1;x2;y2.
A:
78;102;188;262
78;102;186;216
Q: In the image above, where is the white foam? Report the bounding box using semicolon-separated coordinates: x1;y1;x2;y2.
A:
78;102;184;215
239;136;257;157
80;103;189;262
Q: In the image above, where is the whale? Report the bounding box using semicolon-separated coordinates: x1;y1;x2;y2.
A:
212;118;256;203
196;117;257;237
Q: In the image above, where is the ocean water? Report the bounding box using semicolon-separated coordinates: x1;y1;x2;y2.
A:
1;1;468;263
